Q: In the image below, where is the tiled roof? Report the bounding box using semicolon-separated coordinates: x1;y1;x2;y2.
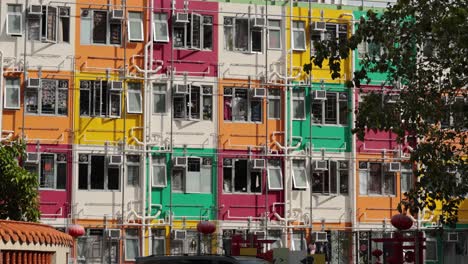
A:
0;220;73;247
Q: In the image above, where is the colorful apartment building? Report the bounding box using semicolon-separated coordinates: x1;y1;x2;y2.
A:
1;0;466;263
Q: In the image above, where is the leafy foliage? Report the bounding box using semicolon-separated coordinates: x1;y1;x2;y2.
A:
304;0;468;226
0;139;40;222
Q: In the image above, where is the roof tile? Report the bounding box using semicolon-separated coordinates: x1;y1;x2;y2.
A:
0;220;73;247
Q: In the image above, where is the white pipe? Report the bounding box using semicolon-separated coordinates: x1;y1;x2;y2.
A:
227;210;264;220
0;50;3;136
129;126;144;145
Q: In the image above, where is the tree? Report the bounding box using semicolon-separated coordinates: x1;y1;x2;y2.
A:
304;0;467;225
0;138;40;222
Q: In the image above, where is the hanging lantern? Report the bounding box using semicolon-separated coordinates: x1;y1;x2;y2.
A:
197;221;216;234
68;224;85;238
391;214;413;230
372;249;383;258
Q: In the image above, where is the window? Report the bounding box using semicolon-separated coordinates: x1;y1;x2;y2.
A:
170;230;203;255
152;229;166;255
152;83;167;114
173;14;213;50
267;160;283;190
359;162;396;195
425;239;438;261
25;79;68;115
7;4;22;36
172;157;212;193
268;89;281;119
153;13;169;42
312;92;349;125
152;156;167;187
312;161;349;194
441;96;468;129
125;229;140;261
77;229;119;263
224;17;263;53
25;153;67;190
81;9;122;45
4;78;20;109
78;154;120;190
127;155;140;186
292;160;308;189
292;88;305;120
223;87;263;122
127;82;142;113
79;80;121;118
292;21;306;51
311;23;348;56
173;85;212;120
358;41;384;60
128;12;143;41
268;20;281;49
223;159;262;194
27;6;70;43
292;231;306;251
400;163;413;194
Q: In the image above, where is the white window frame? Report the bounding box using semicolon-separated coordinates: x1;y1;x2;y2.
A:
292;88;306;120
311;160;349;195
224;17;264;53
292;21;306;51
223;158;263;194
151;229;166;255
267;88;281;119
400;163;413;194
311;23;348;56
80;9;122;45
124;229;140;261
78;154;121;191
172;157;212;194
24;153;67;190
267;160;283;190
152;83;167;114
27;6;62;43
173;13;213;50
79;80;122;118
126;155;140;186
292;159;308;189
312;91;349;125
223;87;263;123
127;11;144;42
25;79;69;116
127;82;143;114
7;4;23;36
291;231;307;251
359;162;396;196
267;19;282;50
153;13;169;42
425;238;438;262
358;41;384;60
151;155;167;188
173;84;212;121
4;78;21;109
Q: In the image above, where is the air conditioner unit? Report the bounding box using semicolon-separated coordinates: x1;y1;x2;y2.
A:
109;81;123;91
359;161;368;169
313;90;327;100
253;88;266;98
387;94;400;103
388;162;401;172
253;159;266;169
175;84;188;94
29;5;43;16
79;154;89;163
314;160;328;171
174;157;187;167
254;231;266;239
26;153;40;164
314;232;328;242
174;230;187;240
28;78;41;88
223;158;233;168
111;9;124;20
224;17;233;26
447;232;459;242
109;155;123;166
59;7;70;17
106;229;121;239
202;158;212;166
57;153;67;162
175;13;189;23
313;21;326;31
253;18;265;27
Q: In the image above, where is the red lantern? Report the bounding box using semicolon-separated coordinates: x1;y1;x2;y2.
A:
360;244;368;252
405;251;415;262
372;249;383;258
68;224;85;238
391;214;413;230
197;221;216;234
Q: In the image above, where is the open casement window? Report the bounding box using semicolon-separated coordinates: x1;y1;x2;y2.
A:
4;78;21;109
152;156;167;187
7;4;22;36
173;13;213;50
292;88;305;120
28;6;69;43
267;160;283;190
152;83;167;114
400;163;413;194
80;9;122;45
223;159;262;194
153;13;169;42
223;87;263;122
173;85;212;121
24;153;67;190
77;229;119;263
311;161;349;195
128;12;143;41
312;92;349;125
172;157;212;193
25;79;68;115
127;82;143;114
268;89;281;119
78;154;120;191
292;21;306;51
292;160;308;189
359;162;395;196
152;229;166;255
125;229;140;261
79;80;121;118
311;23;348;56
127;155;140;186
268;20;282;50
224;17;263;53
292;231;307;251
